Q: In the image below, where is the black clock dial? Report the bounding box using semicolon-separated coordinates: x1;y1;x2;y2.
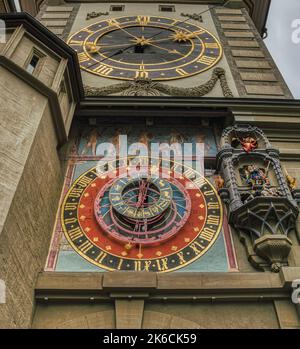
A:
98;26;193;64
68;16;223;81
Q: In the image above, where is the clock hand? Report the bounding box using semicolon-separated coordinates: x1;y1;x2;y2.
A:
108;20;140;41
146;42;185;56
98;42;136;49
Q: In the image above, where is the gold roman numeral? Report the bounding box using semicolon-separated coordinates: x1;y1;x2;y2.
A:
137;16;150;25
200;227;216;242
78;52;90;63
208;202;220;210
193;177;206;188
205;43;219;49
93;65;114;76
176;68;189;76
197;55;217;65
69;40;84;45
190;241;205;254
64;203;78;211
108;19;120;26
64;217;78;225
177;252;186;265
78;241;93;253
156;258;169;271
69;187;84;198
82;28;94;34
95;251;107;263
77;176;93;188
203;190;215;196
68;227;83;241
207;215;220;226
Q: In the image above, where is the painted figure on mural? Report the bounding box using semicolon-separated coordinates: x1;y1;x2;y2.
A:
240;165;270;188
139;130;153;147
170;129;186;144
197;134;211;155
81;128;100;156
214;174;225;191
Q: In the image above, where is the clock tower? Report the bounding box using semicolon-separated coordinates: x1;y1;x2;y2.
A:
0;0;300;329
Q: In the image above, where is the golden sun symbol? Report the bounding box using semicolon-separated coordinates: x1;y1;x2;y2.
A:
171;30;195;43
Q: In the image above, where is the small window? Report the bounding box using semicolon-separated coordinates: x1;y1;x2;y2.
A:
159;5;175;12
26;55;40;74
110;5;125;12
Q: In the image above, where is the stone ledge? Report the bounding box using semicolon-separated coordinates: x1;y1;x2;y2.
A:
221;23;250;30
41;13;71;19
35;272;103;290
224;31;254;38
45;6;74;12
103;272;157;290
218;16;246;22
235;60;271;69
35;271;291;293
228;40;259;47
245;85;284;96
240;72;277;82
280;267;300;285
215;8;242;14
41;20;68;26
231;49;265;58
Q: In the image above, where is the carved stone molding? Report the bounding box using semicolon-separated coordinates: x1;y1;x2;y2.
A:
217;125;299;272
181;13;203;23
84;68;234;97
86;12;109;20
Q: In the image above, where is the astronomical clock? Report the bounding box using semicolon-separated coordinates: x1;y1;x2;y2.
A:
68;15;222;80
60;159;223;272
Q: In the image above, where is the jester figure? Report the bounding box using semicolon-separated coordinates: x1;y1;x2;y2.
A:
241;165;270;188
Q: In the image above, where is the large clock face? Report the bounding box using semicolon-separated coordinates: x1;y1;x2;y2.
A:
68;16;223;80
61;159;223;272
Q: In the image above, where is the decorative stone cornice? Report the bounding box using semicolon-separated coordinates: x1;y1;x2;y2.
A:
84;68;234;98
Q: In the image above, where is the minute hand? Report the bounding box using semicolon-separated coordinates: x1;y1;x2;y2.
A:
146;42;185;56
109;20;140;40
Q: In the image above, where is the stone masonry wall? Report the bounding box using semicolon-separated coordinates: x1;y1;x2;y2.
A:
0;99;63;328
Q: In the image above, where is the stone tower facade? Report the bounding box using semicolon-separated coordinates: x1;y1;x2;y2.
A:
0;1;300;329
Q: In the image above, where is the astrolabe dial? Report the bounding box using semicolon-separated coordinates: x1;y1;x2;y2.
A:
67;16;223;80
61;161;223;272
94;175;190;246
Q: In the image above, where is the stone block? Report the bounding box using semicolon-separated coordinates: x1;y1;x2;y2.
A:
46;6;73;12
36;273;103;290
221;23;250;30
215;9;243;15
224;31;254;38
49;28;64;35
41;20;68;27
240;72;277;82
231;49;265;57
115;299;144;329
228;40;259;47
245;85;284;95
42;13;71;19
218;16;246;22
103;272;157;290
235;60;271;68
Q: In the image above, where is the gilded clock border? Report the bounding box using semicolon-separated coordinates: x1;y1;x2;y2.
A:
61;158;223;273
67;15;223;81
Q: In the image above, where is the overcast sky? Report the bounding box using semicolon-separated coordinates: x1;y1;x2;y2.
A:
265;0;300;99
